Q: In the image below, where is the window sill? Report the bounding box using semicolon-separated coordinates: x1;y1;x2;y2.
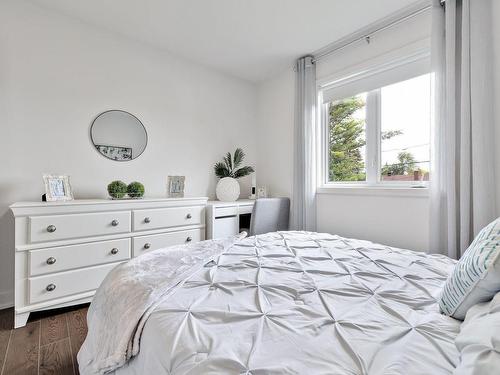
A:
317;185;429;198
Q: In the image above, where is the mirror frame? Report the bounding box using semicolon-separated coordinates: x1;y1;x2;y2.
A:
90;110;148;162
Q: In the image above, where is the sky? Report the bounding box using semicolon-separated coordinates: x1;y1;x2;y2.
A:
380;74;431;172
340;73;431;176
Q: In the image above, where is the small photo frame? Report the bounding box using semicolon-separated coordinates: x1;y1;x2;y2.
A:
95;145;132;161
257;186;268;199
167;176;185;198
43;174;74;202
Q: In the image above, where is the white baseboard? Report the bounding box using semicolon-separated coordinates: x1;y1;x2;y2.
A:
0;290;14;310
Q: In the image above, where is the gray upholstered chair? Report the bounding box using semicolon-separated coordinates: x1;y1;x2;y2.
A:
249;198;290;236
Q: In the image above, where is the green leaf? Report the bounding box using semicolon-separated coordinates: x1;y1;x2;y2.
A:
223;152;233;172
329;95;367;181
214;162;231;178
215;148;253;179
381;129;403;140
234;166;254;178
233;148;245;169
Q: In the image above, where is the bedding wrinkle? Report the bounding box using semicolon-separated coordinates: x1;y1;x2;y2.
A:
77;233;246;375
81;231;462;375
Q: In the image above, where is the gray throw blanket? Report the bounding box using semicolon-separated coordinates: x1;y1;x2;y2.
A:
77;233;246;375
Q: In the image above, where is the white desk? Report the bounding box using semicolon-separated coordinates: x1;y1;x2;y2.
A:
206;199;255;239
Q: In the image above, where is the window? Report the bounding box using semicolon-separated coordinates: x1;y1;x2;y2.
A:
380;75;430;183
321;59;431;187
328;93;367;182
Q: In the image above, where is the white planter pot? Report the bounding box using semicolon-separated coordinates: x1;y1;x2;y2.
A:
216;177;240;202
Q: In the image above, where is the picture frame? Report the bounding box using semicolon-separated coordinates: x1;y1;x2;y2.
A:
257;186;268;199
167;176;185;198
43;174;74;202
95;144;132;161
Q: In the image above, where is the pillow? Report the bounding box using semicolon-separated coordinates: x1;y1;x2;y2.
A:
439;217;500;319
453;292;500;374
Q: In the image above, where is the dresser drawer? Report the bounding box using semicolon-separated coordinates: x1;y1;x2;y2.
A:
29;238;131;277
28;262;122;304
133;229;203;256
133;206;204;231
29;211;131;243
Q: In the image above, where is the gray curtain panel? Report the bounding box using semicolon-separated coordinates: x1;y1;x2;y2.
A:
292;56;317;231
429;0;497;258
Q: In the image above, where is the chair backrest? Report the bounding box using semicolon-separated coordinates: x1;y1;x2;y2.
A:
249;198;290;236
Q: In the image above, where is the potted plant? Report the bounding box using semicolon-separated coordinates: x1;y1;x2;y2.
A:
214;148;254;202
127;181;145;199
107;180;128;199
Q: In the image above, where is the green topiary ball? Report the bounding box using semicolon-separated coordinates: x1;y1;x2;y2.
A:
107;180;128;199
127;181;145;198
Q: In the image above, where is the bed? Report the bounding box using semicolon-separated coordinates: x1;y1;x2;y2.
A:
78;231;462;375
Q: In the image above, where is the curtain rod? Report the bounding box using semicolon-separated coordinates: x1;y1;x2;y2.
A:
312;0;435;63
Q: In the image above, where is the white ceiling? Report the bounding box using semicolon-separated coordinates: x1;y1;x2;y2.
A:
28;0;419;82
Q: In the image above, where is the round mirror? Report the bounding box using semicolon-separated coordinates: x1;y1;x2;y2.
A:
90;110;147;161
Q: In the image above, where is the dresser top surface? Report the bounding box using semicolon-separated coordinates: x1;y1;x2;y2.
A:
10;197;209;209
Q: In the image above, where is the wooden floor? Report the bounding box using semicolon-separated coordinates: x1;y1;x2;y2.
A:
0;304;89;375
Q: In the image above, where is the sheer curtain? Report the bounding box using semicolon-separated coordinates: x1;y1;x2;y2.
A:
291;56;317;231
430;0;496;259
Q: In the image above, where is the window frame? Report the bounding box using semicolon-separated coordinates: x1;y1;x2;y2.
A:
318;54;431;191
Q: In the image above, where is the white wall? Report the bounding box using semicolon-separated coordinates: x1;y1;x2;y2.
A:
256;69;295;198
316;193;429;251
256;11;432;252
0;0;257;308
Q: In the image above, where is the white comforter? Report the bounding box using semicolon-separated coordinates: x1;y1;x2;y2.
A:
81;231;462;375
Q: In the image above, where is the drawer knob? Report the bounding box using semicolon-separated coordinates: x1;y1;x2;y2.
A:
110;248;119;255
144;217;151;223
46;257;56;265
46;284;56;292
186;236;192;242
111;219;119;227
186;213;192;219
46;225;56;233
144;243;151;249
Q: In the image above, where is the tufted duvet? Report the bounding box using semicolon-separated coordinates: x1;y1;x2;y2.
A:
81;231;463;375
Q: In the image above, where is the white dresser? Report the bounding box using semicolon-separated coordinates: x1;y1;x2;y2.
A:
10;197;207;328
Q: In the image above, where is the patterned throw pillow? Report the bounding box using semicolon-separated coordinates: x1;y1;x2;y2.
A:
439;217;500;320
